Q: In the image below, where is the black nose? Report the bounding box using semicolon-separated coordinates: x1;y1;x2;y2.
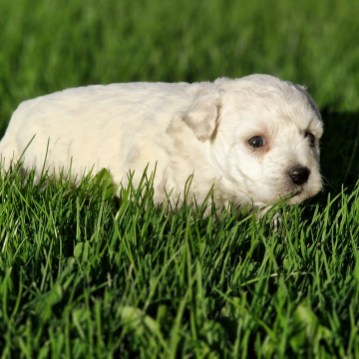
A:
288;166;310;185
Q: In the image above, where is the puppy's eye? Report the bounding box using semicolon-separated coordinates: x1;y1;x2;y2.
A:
304;131;316;147
248;136;265;148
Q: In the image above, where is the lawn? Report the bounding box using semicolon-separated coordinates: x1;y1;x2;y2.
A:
0;0;358;357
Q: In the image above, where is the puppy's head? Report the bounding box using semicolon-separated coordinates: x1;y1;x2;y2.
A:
183;74;323;207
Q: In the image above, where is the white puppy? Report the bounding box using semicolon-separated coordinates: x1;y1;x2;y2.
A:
0;74;323;208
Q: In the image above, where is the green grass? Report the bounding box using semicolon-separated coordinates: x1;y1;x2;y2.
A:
0;0;358;357
0;168;358;357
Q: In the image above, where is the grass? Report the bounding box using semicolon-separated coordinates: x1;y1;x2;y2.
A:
0;168;358;357
0;0;358;357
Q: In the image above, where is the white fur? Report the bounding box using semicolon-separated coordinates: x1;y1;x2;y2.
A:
0;74;323;207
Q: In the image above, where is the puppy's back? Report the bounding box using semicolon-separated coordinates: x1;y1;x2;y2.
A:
0;81;217;178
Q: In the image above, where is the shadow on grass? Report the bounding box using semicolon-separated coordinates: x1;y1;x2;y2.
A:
320;111;359;194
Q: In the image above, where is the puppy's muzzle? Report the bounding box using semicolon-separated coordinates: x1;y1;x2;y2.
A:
288;166;310;186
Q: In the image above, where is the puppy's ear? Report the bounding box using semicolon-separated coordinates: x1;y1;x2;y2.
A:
182;90;222;141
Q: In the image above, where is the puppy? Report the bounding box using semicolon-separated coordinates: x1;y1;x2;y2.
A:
0;74;323;208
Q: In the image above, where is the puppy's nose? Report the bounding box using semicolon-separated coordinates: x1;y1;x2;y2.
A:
288;166;310;185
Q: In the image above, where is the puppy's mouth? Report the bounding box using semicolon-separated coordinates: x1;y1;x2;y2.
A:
287;188;306;204
285;184;320;204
